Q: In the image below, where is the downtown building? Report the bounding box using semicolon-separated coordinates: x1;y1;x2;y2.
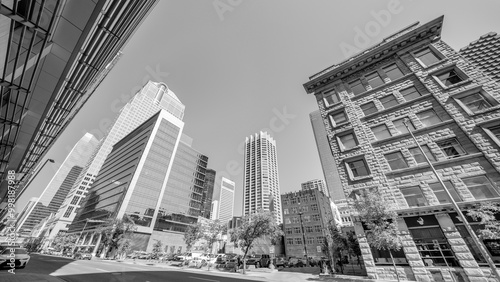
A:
202;169;216;219
216;177;235;224
281;189;337;260
15;133;99;233
303;16;500;281
68;109;209;256
301;179;329;197
243;131;282;224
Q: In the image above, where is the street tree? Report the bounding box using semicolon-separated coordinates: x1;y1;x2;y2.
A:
467;201;500;240
184;222;204;252
98;214;137;258
202;219;227;269
117;238;132;260
151;239;163;260
353;192;402;282
51;234;78;253
229;210;284;274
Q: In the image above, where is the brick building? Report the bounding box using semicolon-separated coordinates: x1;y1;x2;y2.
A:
303;16;500;281
460;32;500;83
281;189;335;259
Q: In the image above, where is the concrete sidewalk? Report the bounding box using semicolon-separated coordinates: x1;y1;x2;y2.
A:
0;273;65;282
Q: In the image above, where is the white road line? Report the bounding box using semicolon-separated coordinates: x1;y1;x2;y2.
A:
188;277;219;282
95;268;108;272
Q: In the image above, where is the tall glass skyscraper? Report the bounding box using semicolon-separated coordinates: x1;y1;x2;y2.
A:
309;110;343;202
58;81;185;227
243;131;282;224
16;133;99;232
217;177;235;224
201;169;216;219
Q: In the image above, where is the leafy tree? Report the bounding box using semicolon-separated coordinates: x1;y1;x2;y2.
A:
203;220;227;254
117;239;132;260
98;214;137;258
229;210;284;274
467;201;500;239
183;222;204;252
151;239;163;260
353;192;402;282
51;234;78;252
323;219;348;273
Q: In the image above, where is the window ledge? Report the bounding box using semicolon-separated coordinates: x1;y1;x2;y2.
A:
361;93;433;121
330;121;350;130
467;104;500;117
349;175;373;182
439;79;473;91
352;73;415;102
384;152;484;176
339;145;361;153
324;101;343;109
419;58;448;70
372;119;456;146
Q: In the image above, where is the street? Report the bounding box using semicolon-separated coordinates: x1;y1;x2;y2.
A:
0;254;322;282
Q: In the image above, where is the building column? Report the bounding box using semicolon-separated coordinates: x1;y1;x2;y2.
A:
353;221;377;279
397;218;432;282
87;233;95;251
435;214;487;282
91;233;102;257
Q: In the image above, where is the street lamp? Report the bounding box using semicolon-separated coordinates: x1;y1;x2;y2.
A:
16;159;55;201
403;119;500;281
297;202;309;267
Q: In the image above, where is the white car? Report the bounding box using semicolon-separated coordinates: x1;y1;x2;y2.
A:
199;253;218;265
0;247;30;269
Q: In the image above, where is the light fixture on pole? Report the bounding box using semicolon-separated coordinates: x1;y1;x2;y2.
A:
403;118;500;281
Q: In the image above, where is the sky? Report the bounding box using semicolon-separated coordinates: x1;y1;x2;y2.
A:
17;0;500;217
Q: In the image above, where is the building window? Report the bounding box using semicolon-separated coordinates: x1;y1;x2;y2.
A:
484;124;500;146
346;158;370;178
366;71;384;88
456;92;497;114
400;186;428;207
380;94;399;109
301;206;309;212
384;151;408;170
292;217;299;224
285;228;293;235
70;196;80;205
382;63;404;80
294;238;303;245
414;47;442;67
349;79;366;95
400;86;422;101
303;215;311;222
337;131;358;150
311;204;318;211
305;226;314;232
285;218;291;224
323;89;341;106
329;110;348;127
63;206;74;218
286;238;294;245
312;214;321;221
360;101;378;116
462;175;500;200
416;109;442;127
314;225;322;232
291;207;298;214
294;227;301;234
284;209;289;215
434;68;467;87
291;199;297;204
316;236;325;244
429;181;462;204
371;124;392;140
436;138;466;159
393;118;415;135
409;145;436;164
307;237;315;244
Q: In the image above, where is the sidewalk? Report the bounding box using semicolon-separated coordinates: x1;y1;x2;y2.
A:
0;273;65;282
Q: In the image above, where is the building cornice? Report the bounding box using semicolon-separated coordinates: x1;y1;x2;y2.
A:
303;16;445;94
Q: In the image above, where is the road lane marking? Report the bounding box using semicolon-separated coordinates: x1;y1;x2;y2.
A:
188;277;219;282
95;268;108;272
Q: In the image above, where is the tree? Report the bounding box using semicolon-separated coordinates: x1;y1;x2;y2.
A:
183;222;204;252
323;219;349;273
151;239;163;260
98;215;137;258
202;219;227;270
116;239;132;260
229;210;284;274
467;201;500;239
353;192;402;282
51;234;78;253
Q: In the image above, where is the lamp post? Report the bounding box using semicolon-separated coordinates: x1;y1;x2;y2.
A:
403;119;500;281
16;159;55;201
298;202;309;267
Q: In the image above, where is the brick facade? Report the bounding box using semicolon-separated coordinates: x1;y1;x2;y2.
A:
304;16;500;281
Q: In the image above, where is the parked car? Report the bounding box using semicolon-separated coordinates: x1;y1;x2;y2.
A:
214;254;238;269
274;257;288;268
187;257;207;268
74;252;92;260
246;254;271;268
138;252;149;259
0;247;30;269
288;257;306;267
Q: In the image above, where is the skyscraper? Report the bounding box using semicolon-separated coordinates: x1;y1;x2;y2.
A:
310;110;343;201
301;179;329;197
217;177;235;224
202;169;216;219
243;131;282;224
16;133;99;232
59;81;185;226
210;200;219;221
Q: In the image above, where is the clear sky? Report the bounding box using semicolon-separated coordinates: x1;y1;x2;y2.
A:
17;0;500;217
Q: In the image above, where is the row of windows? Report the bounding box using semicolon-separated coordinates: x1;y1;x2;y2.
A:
285;225;323;234
282;195;316;205
284;214;321;224
285;236;324;245
283;204;319;214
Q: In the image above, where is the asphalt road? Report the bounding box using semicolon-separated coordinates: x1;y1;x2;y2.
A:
0;254;266;282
